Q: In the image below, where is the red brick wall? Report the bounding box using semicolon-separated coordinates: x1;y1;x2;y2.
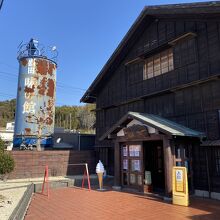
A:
9;150;96;179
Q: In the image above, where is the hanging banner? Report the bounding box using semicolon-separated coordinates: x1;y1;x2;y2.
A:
172;166;189;206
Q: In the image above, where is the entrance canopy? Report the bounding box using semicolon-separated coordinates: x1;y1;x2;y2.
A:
99;112;204;141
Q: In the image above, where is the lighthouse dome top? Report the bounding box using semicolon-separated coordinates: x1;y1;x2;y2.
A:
17;38;58;64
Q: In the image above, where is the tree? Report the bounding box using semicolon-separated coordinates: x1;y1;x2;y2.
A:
77;104;95;131
0;138;15;179
0;99;16;127
25;102;54;151
55;104;95;132
0;153;15;176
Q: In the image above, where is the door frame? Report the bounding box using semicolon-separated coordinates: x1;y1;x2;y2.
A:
120;141;144;191
115;134;174;195
143;140;165;192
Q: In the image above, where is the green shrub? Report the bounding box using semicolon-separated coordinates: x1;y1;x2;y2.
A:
0;138;4;152
0;152;15;175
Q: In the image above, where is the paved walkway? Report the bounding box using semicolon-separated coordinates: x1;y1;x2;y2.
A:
0;176;76;220
25;188;220;220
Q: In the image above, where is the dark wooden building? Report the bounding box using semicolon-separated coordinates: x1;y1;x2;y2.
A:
81;2;220;198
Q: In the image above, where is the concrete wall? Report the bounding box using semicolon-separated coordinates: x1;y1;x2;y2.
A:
9;150;96;179
195;190;220;201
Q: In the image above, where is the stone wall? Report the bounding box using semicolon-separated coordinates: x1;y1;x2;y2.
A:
9;150;96;179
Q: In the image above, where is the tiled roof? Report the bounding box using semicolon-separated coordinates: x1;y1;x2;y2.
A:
100;111;205;141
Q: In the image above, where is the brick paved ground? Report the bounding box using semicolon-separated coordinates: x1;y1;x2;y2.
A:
25;188;220;220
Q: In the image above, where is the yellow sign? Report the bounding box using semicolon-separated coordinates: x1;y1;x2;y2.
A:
172;166;189;206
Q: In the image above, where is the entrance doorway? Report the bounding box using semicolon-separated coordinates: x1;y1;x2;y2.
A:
143;141;165;193
121;143;143;191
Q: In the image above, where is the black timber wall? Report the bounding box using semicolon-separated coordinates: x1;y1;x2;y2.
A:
96;17;220;143
193;145;220;193
94;16;220;178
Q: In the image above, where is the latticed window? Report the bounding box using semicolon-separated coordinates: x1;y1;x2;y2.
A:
143;48;174;80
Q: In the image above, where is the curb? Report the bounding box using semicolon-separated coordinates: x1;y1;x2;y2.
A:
9;183;34;220
8;180;73;220
33;179;75;193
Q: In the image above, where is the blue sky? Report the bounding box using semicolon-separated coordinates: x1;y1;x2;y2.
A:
0;0;210;106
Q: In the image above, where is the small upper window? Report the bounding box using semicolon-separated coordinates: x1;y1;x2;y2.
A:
143;48;174;80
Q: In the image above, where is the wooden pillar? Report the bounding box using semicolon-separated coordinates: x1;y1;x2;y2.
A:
163;137;174;196
114;141;121;186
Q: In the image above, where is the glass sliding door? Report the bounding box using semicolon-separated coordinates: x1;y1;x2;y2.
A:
121;143;143;190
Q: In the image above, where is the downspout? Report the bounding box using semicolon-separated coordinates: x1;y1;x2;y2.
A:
205;147;211;198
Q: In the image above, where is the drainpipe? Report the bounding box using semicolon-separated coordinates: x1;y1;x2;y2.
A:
205;148;211;198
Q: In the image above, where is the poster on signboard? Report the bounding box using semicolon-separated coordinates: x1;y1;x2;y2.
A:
123;146;128;157
129;145;135;157
133;160;140;171
176;170;183;182
130;174;136;184
123;159;128;170
134;145;140;157
135;160;140;171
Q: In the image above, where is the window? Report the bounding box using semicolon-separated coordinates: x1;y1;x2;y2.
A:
174;145;191;174
131;160;141;172
123;146;128;157
123;159;128;170
130;174;136;185
129;145;141;157
143;48;174;80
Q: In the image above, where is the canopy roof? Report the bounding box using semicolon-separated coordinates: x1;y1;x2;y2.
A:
100;112;205;141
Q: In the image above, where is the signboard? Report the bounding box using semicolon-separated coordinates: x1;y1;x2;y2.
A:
123;124;149;139
172;166;189;206
144;171;152;185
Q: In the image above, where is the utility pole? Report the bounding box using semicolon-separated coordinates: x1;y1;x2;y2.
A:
78;131;81;151
0;0;4;11
64;114;66;129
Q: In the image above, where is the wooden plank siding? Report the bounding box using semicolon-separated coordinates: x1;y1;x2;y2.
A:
93;16;220;187
193;145;220;193
95;18;220;147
